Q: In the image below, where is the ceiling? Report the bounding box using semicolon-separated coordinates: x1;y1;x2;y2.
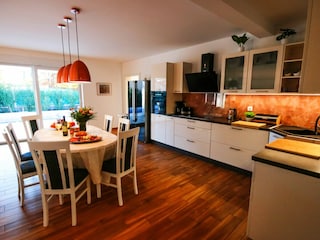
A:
0;0;308;62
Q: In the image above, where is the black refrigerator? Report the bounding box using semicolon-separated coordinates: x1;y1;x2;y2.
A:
128;80;151;143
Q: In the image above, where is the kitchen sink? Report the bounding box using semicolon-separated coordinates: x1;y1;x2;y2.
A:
283;129;316;135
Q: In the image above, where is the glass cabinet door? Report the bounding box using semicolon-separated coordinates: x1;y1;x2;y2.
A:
247;46;283;93
220;51;249;93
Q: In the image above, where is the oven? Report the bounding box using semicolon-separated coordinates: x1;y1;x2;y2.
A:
151;91;166;114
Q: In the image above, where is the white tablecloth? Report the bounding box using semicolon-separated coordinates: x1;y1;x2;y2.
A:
32;125;117;184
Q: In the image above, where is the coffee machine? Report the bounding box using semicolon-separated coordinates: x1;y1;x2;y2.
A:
175;101;185;115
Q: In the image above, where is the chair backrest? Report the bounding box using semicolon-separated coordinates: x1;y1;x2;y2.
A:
103;114;113;133
2;129;23;176
28;140;76;190
117;117;130;135
6;123;23;161
116;127;139;174
21;115;43;140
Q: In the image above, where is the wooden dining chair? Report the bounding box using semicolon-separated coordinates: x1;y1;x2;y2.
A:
117;117;130;135
2;130;38;207
103;114;113;133
100;127;139;206
6;123;33;162
28;140;92;227
21;114;43;140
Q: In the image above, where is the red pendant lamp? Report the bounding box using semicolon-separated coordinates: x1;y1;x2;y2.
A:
61;17;72;83
56;24;66;84
69;8;91;83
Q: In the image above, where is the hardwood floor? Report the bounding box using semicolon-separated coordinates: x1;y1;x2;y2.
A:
0;140;251;240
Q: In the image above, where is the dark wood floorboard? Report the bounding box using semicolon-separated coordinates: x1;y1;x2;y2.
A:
0;140;251;240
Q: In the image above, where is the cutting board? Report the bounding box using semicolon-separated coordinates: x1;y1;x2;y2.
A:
265;138;320;159
231;120;266;129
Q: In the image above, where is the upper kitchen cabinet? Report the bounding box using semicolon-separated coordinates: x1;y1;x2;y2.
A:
151;62;174;91
280;42;304;92
173;62;192;93
300;0;320;93
247;46;283;93
220;51;249;93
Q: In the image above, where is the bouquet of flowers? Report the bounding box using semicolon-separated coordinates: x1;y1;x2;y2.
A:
70;106;95;123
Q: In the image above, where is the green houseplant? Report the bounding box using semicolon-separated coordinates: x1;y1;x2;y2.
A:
231;33;249;51
276;28;296;43
245;111;255;121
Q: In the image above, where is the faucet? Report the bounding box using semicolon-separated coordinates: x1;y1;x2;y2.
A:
315;115;320;135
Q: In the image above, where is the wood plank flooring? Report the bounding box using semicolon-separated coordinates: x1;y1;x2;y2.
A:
0;140;251;240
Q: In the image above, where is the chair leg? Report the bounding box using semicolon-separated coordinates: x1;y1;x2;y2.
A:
42;195;49;227
87;178;92;204
18;176;24;207
96;184;101;198
133;170;138;195
70;192;77;226
116;177;123;206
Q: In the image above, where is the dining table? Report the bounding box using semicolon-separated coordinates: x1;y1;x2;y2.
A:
32;125;117;198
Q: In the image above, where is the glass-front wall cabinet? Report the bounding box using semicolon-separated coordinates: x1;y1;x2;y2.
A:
220;51;249;93
247;46;283;93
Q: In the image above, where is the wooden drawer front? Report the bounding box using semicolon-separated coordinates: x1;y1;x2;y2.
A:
211;124;268;151
175;135;210;158
175;118;211;129
210;141;254;171
175;123;211;143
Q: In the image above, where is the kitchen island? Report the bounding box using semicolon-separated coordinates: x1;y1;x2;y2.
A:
247;144;320;240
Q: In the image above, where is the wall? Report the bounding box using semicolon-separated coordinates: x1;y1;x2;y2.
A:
0;47;123;128
183;93;320;129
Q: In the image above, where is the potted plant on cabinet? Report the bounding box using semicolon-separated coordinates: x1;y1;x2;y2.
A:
276;28;296;44
232;33;249;51
245;111;255;121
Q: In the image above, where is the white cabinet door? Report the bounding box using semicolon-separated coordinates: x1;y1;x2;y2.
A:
151;114;166;143
247;46;283;93
165;116;175;146
151;63;168;91
220;51;249;93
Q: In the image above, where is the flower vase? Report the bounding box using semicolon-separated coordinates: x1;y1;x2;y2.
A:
78;121;87;131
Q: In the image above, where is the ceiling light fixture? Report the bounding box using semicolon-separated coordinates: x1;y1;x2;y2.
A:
68;7;91;83
61;16;72;83
56;23;66;84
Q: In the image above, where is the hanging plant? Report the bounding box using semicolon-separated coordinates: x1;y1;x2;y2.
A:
276;28;296;41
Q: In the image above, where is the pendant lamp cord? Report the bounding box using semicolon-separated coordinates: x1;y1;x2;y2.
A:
66;18;72;64
59;25;66;66
74;10;80;60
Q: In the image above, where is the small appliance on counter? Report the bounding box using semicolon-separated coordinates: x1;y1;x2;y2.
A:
175;101;185;115
181;106;193;116
227;108;237;121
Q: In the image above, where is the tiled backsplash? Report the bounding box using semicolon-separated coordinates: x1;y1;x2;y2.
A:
183;94;320;129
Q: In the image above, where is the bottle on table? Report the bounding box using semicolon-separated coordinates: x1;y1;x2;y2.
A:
62;116;68;136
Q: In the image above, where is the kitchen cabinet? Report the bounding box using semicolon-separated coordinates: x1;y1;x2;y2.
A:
174;118;211;158
280;42;304;92
221;46;283;93
247;161;320;240
220;51;249;93
151;114;166;143
151;114;175;146
151;62;181;114
247;46;283;93
173;62;192;93
210;123;268;171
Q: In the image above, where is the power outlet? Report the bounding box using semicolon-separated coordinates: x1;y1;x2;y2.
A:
247;106;253;111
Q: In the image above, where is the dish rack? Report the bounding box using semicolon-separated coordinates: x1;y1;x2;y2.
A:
251;113;281;126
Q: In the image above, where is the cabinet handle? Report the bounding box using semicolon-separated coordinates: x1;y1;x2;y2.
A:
254;90;269;93
187;139;194;143
187;126;195;130
231;127;243;131
229;147;241;151
187;120;195;123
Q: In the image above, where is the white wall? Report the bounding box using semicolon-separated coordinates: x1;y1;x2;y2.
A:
0;47;123;128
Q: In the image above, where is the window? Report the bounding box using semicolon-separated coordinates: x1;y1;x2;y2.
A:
0;64;80;140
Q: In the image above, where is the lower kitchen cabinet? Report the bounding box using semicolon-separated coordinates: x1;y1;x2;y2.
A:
151;114;175;146
174;118;211;157
210;123;268;171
